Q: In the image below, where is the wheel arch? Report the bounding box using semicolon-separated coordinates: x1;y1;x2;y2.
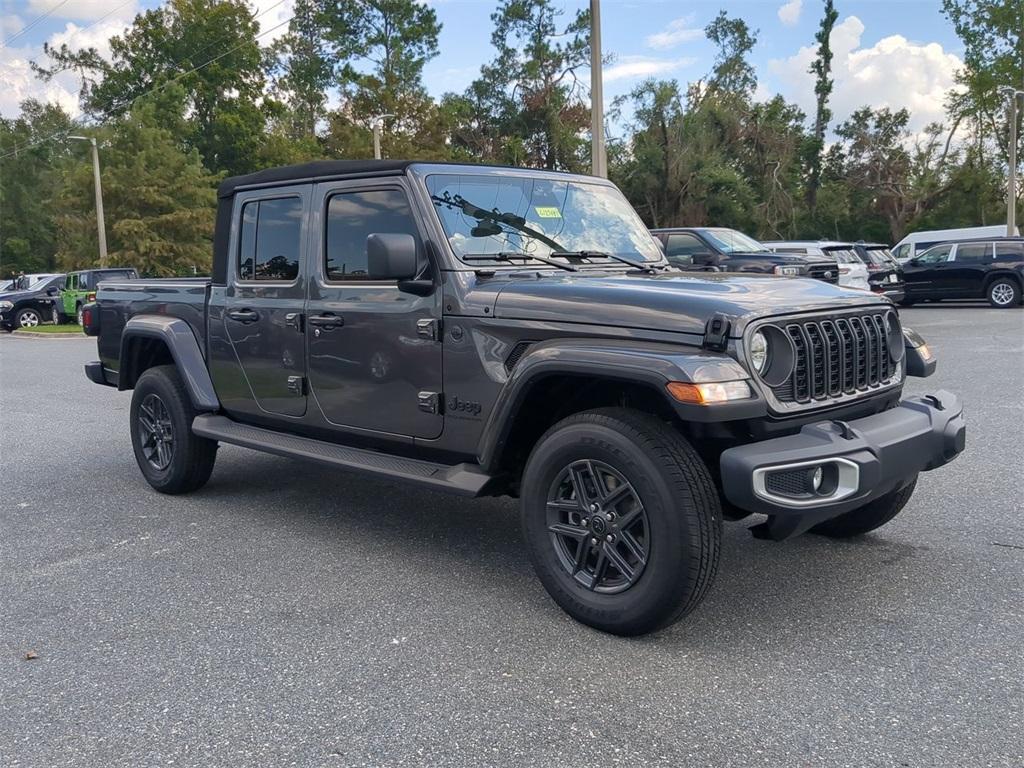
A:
983;270;1023;292
477;338;762;477
119;316;219;412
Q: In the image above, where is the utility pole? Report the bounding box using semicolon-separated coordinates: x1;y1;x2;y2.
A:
1003;89;1023;237
69;135;108;267
371;114;394;160
590;0;607;178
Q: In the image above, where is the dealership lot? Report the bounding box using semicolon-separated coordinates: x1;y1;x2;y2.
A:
1;305;1022;767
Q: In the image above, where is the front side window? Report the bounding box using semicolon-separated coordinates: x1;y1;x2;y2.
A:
892;244;909;259
426;173;662;264
238;197;302;281
665;233;706;260
325;189;420;281
916;244;952;264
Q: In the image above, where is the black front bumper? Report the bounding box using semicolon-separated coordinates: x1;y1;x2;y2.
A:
720;390;965;539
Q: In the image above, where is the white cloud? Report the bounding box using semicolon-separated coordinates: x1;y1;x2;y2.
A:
26;0;133;22
250;0;294;44
645;16;703;50
769;16;963;134
778;0;802;27
604;55;695;83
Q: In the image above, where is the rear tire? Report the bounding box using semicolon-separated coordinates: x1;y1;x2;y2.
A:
52;305;65;324
520;407;722;636
130;365;217;494
76;304;84;325
987;279;1020;308
810;478;917;538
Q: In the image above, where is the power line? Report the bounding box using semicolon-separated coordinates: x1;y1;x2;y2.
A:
0;13;296;161
1;0;72;49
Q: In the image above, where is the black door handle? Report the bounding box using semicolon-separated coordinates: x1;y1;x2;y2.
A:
308;314;344;329
228;309;259;323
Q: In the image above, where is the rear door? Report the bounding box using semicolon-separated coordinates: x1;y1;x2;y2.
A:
947;242;993;296
305;178;443;439
213;186;310;419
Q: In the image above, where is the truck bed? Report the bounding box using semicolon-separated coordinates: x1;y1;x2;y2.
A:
95;278;211;375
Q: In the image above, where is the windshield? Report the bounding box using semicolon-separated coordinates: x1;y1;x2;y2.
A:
426;173;663;264
700;228;769;253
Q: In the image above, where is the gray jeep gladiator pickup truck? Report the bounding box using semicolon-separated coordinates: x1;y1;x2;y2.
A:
83;160;965;635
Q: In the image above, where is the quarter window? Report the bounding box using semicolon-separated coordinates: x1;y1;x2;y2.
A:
325;189;420;281
995;242;1024;261
238;197;302;281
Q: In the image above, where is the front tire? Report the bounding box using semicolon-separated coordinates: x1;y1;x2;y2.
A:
520;408;722;636
52;305;65;325
810;478;917;538
987;279;1020;308
14;307;42;328
130;365;217;494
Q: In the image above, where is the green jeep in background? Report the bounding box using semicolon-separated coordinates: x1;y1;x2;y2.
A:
55;268;138;324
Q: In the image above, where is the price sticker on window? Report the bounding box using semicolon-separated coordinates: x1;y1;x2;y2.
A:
534;206;562;218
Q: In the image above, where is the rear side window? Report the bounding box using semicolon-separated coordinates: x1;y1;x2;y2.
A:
79;273;91;290
325;189;420;281
995;242;1024;261
238;197;303;281
954;243;991;263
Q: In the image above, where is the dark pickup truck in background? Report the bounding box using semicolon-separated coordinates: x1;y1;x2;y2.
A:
83;160;965;636
650;227;840;284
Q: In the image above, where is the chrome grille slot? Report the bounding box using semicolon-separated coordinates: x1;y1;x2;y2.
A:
768;311;898;408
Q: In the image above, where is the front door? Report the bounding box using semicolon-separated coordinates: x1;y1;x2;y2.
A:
305;180;442;439
904;243;954;299
218;186;310;419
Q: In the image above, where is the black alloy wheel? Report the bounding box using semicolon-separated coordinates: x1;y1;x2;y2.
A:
546;459;650;593
137;393;175;470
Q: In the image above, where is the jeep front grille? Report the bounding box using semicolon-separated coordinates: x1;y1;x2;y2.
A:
769;312;899;405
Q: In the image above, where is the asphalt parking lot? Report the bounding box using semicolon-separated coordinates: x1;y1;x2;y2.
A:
1;304;1022;768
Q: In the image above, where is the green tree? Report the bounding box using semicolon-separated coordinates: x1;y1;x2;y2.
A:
703;12;758;97
463;0;591;170
0;100;75;277
52;104;218;276
35;0;267;174
806;0;838;216
267;0;334;140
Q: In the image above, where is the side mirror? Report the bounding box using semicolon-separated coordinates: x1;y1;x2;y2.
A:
367;233;419;280
46;287;58;295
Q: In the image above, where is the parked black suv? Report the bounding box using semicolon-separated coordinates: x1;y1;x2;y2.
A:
901;237;1024;307
0;274;64;331
83;161;965;635
650;227;840;284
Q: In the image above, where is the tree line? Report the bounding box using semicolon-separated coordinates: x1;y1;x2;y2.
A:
1;0;1020;277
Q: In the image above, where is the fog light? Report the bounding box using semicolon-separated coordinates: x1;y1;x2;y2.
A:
809;466;824;492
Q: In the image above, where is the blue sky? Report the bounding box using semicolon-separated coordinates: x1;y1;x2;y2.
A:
0;0;966;135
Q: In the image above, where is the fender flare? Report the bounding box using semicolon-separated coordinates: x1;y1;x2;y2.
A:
119;315;220;412
476;337;762;472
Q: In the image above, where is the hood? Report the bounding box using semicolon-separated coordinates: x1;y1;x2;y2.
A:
492;271;887;337
0;287;43;302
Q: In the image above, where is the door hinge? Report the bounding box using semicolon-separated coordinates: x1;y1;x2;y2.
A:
285;312;304;332
287;375;305;396
417;318;440;341
703;312;731;352
417;391;441;414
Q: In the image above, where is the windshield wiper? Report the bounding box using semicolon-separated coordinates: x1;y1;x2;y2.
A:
551;250;665;274
462;252;578;272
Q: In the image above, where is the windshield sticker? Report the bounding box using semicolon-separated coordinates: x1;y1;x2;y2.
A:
534;206;562;219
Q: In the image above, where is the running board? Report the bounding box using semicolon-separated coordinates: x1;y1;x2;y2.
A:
192;414;494;497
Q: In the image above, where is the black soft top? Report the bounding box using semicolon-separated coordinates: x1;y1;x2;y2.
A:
218;160;417;198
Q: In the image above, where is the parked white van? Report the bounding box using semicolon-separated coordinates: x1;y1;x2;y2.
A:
892;226;1019;264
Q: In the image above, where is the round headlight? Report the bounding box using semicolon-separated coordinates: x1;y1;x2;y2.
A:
749;330;768;373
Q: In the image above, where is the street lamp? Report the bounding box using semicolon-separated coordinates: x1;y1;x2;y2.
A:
590;0;607;178
68;135;108;267
370;114;394;160
999;87;1024;237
